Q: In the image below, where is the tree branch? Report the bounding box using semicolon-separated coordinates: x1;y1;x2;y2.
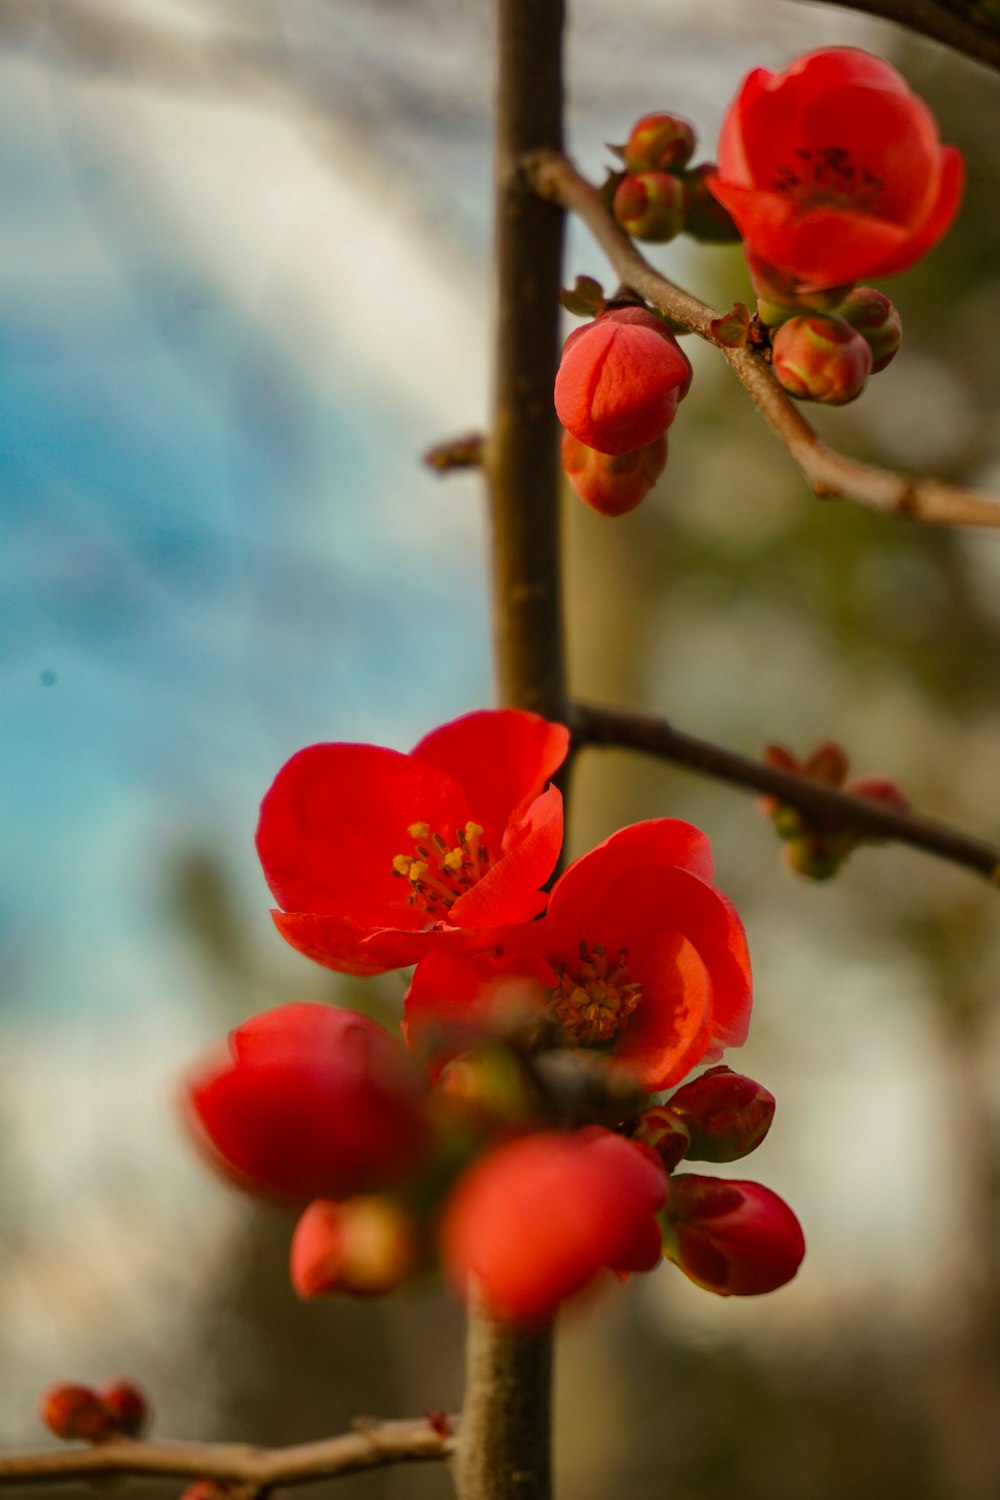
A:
571;701;1000;884
525;149;1000;532
0;1420;456;1492
798;0;1000;73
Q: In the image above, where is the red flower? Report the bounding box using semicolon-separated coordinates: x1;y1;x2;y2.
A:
709;48;963;292
257;708;569;975
662;1174;805;1295
441;1128;667;1324
554;308;692;457
186;1003;430;1203
406;820;751;1093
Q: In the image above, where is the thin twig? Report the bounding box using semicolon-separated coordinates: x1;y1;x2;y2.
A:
571;701;1000;885
525;149;1000;532
0;1420;456;1491
797;0;1000;74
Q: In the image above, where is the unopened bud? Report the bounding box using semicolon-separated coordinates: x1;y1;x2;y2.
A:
561;430;668;517
556;308;691;456
836;288;903;373
291;1196;418;1299
99;1382;150;1440
748;254;854;317
683;164;741;244
623;112;696;174
771;314;872;406
661;1174;805;1296
613;173;688;243
39;1384;111;1443
630;1105;691;1172
665;1066;774;1163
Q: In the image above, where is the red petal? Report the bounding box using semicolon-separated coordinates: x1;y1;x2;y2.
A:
256;743;471;920
403;949;555;1057
413;708;569;850
450;785;563;927
271;909;530;977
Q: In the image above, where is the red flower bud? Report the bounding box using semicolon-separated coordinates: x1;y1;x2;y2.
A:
99;1381;150;1439
771;314;872;406
441;1128;667;1325
836;287;903;372
39;1385;112;1443
682;163;741;244
623;112;696;174
630;1105;691;1172
613;173;688;244
561;430;667;517
662;1174;805;1296
665;1065;775;1163
291;1197;418;1299
555;309;692;457
186;1003;431;1204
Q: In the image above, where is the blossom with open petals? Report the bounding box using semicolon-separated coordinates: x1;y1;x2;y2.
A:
406;819;751;1093
257;709;569;975
441;1128;667;1324
186;1003;430;1203
709;48;963;292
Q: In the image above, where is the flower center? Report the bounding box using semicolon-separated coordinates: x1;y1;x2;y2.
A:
773;146;884;213
391;821;492;915
551;940;643;1046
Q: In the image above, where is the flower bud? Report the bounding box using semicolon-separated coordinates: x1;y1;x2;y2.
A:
39;1384;112;1443
771;314;873;406
613;173;688;244
665;1066;775;1163
555;308;692;457
682;164;741;244
836;288;903;373
662;1175;805;1296
291;1196;418;1299
623;112;696;173
630;1105;691;1172
561;430;667;517
99;1381;150;1439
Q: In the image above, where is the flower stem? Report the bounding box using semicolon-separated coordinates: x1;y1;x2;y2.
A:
455;1305;555;1500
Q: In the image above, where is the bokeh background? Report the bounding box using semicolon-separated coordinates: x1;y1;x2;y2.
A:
3;1;1000;1495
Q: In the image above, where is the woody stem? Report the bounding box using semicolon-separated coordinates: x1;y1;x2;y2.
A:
455;0;568;1498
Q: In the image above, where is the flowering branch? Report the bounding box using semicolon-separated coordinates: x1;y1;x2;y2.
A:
571;701;1000;885
526;149;1000;532
0;1420;456;1492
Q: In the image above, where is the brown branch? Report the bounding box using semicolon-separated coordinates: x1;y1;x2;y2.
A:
526;149;1000;532
572;701;1000;885
797;0;1000;73
0;1420;456;1492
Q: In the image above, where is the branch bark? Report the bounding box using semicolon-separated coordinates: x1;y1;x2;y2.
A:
798;0;1000;73
572;701;1000;884
0;1421;455;1491
526;150;1000;532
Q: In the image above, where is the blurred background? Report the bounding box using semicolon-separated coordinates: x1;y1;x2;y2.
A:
2;0;1000;1495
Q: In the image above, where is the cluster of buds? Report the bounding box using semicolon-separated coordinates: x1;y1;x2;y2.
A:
555;303;691;516
756;273;903;408
609;112;741;246
184;707;806;1326
761;740;910;879
629;1066;803;1296
40;1380;149;1443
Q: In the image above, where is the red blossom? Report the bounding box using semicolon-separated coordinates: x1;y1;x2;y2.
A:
256;708;569;975
186;1003;430;1204
554;308;691;457
406;819;752;1093
441;1128;667;1324
709;47;963;292
662;1174;805;1296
